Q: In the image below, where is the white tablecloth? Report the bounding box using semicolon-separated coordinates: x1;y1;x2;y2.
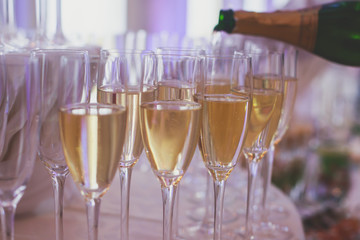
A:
13;152;305;240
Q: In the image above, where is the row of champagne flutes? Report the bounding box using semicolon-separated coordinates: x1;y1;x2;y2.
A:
0;2;299;240
159;44;298;240
95;46;298;240
0;39;298;240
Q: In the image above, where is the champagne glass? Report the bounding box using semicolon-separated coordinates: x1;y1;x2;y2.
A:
259;47;298;238
32;49;90;240
198;54;252;240
97;49;153;240
59;103;127;240
1;0;50;50
140;53;201;240
0;51;39;240
234;50;284;240
155;47;210;239
1;0;26;49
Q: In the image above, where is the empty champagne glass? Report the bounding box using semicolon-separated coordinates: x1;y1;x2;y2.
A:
97;49;154;240
1;0;50;49
140;53;201;240
59;103;127;240
197;54;252;240
1;0;26;49
0;51;39;240
234;50;284;240
32;49;91;240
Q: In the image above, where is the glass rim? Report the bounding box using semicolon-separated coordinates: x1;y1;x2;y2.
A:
59;102;126;114
204;54;251;60
101;49;154;55
156;47;206;55
30;48;89;57
155;52;201;59
234;49;284;57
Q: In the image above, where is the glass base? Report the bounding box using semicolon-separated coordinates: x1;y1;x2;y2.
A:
266;204;290;221
237;203;290;223
177;222;235;240
232;221;293;240
186;206;239;224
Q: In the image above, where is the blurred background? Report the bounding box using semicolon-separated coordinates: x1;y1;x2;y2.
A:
5;0;360;238
6;0;338;48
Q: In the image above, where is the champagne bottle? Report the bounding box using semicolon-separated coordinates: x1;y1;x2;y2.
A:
214;1;360;66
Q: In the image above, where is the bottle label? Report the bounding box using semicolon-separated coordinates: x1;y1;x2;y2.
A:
232;7;320;51
298;7;320;51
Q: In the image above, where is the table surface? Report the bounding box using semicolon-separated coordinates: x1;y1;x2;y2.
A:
13;152;305;240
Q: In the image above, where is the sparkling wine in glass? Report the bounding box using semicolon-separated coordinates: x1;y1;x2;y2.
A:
32;49;91;240
234;50;285;240
0;52;39;240
97;49;155;240
197;54;252;240
140;53;201;240
59;103;127;240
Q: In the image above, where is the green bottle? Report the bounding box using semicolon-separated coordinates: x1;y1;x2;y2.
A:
214;1;360;66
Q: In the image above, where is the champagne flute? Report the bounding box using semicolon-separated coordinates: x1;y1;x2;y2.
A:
198;54;252;240
259;47;298;238
97;49;154;240
32;49;90;240
59;103;127;240
155;47;209;239
1;0;51;49
1;0;26;49
140;53;201;240
235;50;284;240
0;51;39;240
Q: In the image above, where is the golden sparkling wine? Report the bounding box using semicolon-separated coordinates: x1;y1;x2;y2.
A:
244;89;282;149
157;80;195;101
197;93;250;181
140;100;201;187
264;91;283;147
98;85;156;166
59;104;127;199
274;77;297;144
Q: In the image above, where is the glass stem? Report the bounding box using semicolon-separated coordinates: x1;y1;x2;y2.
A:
246;160;260;238
172;183;180;239
35;0;47;41
4;0;15;32
262;144;275;220
54;0;66;44
86;198;101;240
51;171;68;240
0;203;16;240
213;179;226;240
119;166;133;240
161;184;177;240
